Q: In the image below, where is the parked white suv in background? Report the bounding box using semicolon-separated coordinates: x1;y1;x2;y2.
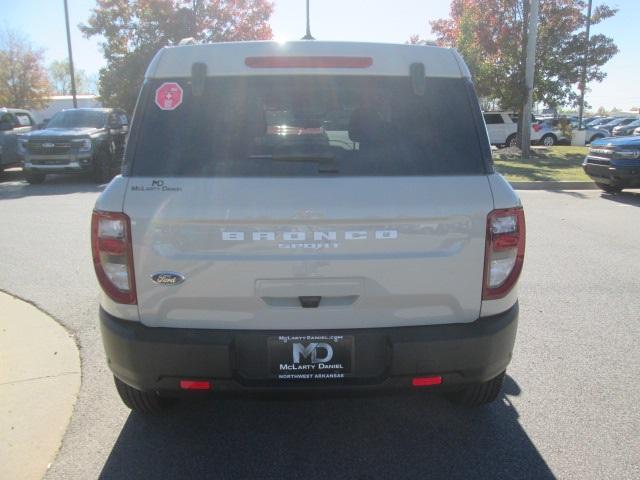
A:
483;111;553;147
92;41;525;414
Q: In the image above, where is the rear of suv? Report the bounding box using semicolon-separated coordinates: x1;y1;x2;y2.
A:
92;41;525;414
482;111;549;147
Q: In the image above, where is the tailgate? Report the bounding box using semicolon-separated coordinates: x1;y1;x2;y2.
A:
124;176;493;329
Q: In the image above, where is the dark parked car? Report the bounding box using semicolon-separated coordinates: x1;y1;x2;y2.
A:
592;117;638;134
584;116;613;127
20;108;128;184
0;108;36;175
583;136;640;193
612;119;640;136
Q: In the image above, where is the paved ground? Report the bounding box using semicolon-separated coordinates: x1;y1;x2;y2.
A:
0;172;639;480
0;293;80;480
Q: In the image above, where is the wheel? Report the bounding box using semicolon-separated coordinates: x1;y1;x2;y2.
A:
595;183;622;194
24;172;46;184
445;371;505;407
505;134;518;148
541;134;556;146
589;134;604;144
92;150;114;183
114;376;177;414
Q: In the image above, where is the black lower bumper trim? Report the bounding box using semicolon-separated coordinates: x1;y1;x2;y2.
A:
583;163;640;187
100;303;519;393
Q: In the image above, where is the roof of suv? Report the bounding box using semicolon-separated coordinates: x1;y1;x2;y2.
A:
0;107;32;115
145;40;470;80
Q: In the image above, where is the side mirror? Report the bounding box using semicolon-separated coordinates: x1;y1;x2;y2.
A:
0;121;13;131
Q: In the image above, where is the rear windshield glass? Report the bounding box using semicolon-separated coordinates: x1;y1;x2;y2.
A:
130;76;485;177
48;110;107;129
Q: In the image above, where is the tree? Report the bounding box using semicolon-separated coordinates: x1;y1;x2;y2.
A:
49;60;89;95
425;0;618;111
0;28;52;109
81;0;274;113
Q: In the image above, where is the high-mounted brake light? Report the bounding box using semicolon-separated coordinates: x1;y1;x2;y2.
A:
91;210;137;304
483;208;525;300
245;56;373;69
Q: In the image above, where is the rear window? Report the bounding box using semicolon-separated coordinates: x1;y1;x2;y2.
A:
48;110;107;129
129;76;486;177
483;114;504;125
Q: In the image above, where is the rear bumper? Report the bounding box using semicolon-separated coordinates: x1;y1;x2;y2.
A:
100;303;519;394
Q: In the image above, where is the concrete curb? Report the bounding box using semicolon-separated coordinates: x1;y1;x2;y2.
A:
509;181;599;190
0;292;80;480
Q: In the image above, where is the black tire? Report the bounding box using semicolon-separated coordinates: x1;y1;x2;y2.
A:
92;150;114;183
505;134;518;148
445;371;505;407
114;376;177;414
541;134;556;146
24;172;46;184
595;182;623;194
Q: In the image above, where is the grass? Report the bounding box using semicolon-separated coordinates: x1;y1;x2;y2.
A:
493;146;590;182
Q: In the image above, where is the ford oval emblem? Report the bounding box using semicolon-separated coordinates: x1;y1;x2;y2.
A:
151;272;185;286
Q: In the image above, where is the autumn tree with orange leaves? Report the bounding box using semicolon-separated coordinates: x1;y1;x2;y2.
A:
81;0;274;112
417;0;618;111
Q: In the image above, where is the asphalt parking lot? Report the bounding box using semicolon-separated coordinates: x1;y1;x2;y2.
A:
1;172;639;480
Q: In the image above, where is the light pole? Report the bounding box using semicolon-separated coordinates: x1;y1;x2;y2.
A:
301;0;314;40
577;0;593;130
63;0;78;108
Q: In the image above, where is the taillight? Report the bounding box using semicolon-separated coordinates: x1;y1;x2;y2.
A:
91;210;137;304
483;208;525;300
532;123;542;132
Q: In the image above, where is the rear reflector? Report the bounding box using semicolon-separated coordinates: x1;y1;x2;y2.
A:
179;380;211;390
412;376;442;387
245;56;373;69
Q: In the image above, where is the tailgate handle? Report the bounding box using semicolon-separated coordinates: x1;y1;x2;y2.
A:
299;296;321;308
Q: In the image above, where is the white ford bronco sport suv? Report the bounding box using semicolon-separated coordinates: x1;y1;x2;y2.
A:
92;41;525;414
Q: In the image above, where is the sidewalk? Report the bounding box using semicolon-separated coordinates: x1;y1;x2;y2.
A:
0;292;80;480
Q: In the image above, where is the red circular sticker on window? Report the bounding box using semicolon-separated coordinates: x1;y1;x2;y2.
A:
155;82;183;111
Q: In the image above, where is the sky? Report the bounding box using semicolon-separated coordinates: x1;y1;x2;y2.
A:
2;0;638;111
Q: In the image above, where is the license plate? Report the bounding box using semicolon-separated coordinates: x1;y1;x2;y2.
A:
268;334;354;380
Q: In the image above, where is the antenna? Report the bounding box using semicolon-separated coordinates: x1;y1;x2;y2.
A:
301;0;315;40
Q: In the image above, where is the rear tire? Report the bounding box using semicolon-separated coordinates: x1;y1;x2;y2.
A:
445;371;505;407
114;376;177;414
541;134;556;146
505;134;518;148
24;172;46;184
596;183;622;194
